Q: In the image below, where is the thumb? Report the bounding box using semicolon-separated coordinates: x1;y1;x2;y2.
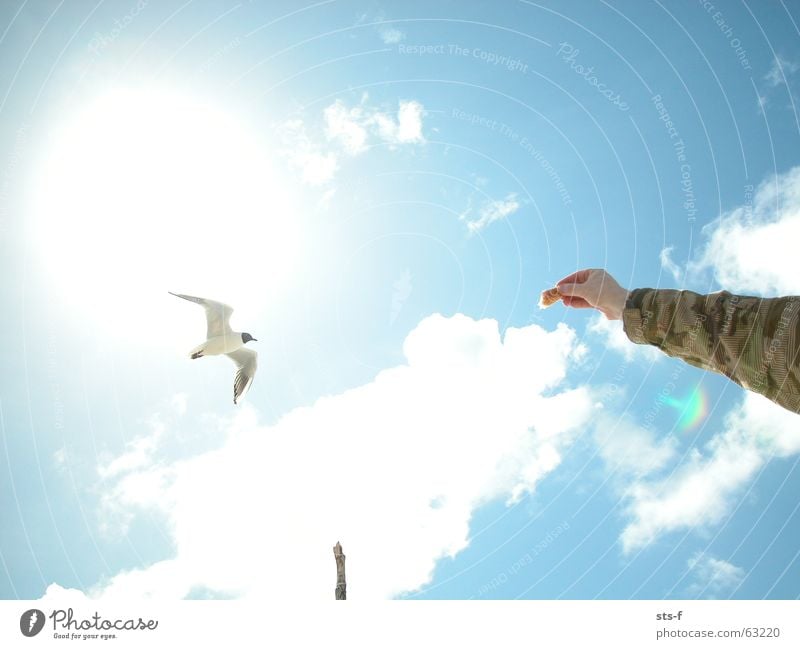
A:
557;282;585;298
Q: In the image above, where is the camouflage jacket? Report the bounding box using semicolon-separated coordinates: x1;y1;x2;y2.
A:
622;288;800;414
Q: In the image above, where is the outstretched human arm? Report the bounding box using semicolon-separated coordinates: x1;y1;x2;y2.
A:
556;269;800;414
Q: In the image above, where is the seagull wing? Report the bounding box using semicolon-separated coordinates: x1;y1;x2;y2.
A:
226;348;258;405
169;292;234;338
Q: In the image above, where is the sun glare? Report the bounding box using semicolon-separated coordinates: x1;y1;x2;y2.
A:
31;86;299;341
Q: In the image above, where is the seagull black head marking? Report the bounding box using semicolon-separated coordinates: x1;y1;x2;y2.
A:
242;332;257;343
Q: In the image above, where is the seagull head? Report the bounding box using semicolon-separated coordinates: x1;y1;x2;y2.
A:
241;332;257;344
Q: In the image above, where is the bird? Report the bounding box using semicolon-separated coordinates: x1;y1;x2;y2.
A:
169;292;258;404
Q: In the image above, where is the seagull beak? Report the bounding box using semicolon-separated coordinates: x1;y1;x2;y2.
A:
252;338;258;342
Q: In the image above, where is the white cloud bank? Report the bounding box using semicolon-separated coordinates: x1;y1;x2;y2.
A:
620;392;800;553
658;166;800;296
691;165;800;295
57;314;593;600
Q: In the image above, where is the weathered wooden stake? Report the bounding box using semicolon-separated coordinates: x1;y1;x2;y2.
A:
334;541;346;600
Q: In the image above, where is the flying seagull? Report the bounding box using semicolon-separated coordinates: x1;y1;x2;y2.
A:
169;292;258;404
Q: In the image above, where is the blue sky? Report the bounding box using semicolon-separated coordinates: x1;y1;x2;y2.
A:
2;0;800;601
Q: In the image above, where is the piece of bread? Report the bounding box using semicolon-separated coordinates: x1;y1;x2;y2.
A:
538;286;562;309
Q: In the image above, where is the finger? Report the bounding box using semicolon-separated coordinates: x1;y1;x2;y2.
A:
556;269;592;286
562;295;593;309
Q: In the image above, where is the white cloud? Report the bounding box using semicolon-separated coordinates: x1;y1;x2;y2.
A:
366;100;425;148
388;100;425;144
280;118;339;185
299;152;339;185
757;55;799;112
282;98;425;185
620;391;800;553
764;54;800;87
462;193;521;233
98;421;164;480
594;414;677;479
690;165;800;295
92;559;196;599
659;246;682;282
323;98;425;155
587;314;662;363
69;314;592;600
570;342;589;364
324;100;369;155
95;397;194;536
380;27;405;44
40;583;91;602
685;553;744;598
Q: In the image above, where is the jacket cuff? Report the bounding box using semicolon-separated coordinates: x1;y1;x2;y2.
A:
622;288;652;345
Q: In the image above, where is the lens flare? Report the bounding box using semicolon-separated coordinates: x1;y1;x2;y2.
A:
662;387;707;431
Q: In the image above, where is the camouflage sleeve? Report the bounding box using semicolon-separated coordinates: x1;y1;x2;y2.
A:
622;288;800;414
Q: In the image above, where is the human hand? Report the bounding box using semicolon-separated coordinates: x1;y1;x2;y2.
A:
556;269;629;320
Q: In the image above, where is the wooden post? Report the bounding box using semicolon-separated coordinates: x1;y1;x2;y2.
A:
334;541;346;600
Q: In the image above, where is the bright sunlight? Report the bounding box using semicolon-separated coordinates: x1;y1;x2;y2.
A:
29;86;299;340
